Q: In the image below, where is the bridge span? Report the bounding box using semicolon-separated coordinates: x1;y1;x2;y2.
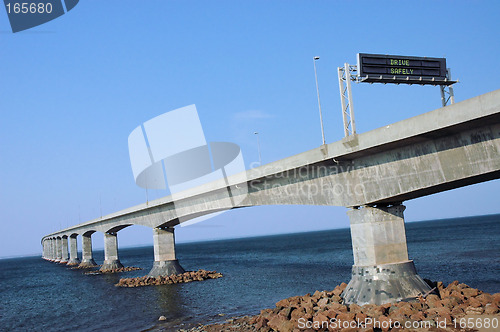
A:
41;89;500;305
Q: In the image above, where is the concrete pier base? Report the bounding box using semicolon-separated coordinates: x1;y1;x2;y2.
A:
342;260;431;305
100;232;124;271
78;233;97;268
148;227;185;277
79;258;97;268
148;259;185;277
343;205;431;305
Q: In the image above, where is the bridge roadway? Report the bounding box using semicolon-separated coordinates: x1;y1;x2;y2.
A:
41;89;500;305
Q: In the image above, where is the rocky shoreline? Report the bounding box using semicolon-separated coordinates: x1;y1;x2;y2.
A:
115;270;223;287
182;280;499;332
84;266;142;275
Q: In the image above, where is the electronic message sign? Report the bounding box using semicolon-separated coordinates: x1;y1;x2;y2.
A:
357;53;455;85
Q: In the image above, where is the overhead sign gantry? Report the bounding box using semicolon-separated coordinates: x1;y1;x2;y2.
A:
337;53;458;137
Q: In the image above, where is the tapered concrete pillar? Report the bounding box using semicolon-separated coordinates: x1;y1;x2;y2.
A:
55;237;62;262
44;241;48;259
42;241;46;259
342;205;431;305
60;237;69;264
67;235;81;266
100;232;124;271
148;227;185;277
50;239;55;261
78;233;97;268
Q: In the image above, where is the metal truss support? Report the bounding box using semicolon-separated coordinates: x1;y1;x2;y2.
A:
338;63;357;137
440;68;455;107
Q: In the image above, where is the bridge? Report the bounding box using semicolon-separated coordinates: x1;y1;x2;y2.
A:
41;89;500;305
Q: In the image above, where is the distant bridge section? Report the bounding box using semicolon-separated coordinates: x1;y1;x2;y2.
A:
42;89;500;304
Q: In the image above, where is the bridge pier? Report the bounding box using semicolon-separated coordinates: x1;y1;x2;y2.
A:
60;236;69;264
100;232;124;271
51;239;56;261
78;233;97;268
342;204;431;305
148;227;185;277
42;240;47;260
67;235;80;266
55;237;62;263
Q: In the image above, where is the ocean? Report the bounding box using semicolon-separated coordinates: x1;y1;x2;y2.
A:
1;214;499;331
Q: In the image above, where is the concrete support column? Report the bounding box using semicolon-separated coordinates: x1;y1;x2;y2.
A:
148;227;185;277
78;233;97;268
100;232;124;271
60;237;69;264
55;237;62;262
67;235;80;266
51;239;56;261
342;205;431;305
50;239;55;261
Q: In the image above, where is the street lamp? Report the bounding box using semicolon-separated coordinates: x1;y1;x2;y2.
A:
254;132;262;165
313;56;326;145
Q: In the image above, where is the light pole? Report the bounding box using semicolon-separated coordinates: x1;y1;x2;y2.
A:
254;132;262;165
313;56;326;145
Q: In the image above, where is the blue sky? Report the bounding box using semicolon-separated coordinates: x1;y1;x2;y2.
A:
1;0;499;257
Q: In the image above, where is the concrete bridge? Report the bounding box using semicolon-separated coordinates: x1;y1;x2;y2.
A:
42;89;500;305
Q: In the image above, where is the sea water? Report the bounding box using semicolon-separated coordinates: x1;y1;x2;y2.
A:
0;214;498;331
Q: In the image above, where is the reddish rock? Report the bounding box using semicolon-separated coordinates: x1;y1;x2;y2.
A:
332;285;343;296
254;316;268;330
323;309;337;320
360;304;384;318
312;311;329;329
409;311;425;321
476;292;494;305
336;312;355;322
468;297;482;308
484;303;499;315
279;307;292;319
276;298;290;308
396;303;415;317
348;303;362;314
450;290;465;301
465;306;484;315
317;297;329;309
441;296;461;309
355;312;367;322
451;306;465;318
330;295;342;304
462;287;479;298
426;307;451;321
328;302;347;313
267;314;294;332
290;308;305;321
